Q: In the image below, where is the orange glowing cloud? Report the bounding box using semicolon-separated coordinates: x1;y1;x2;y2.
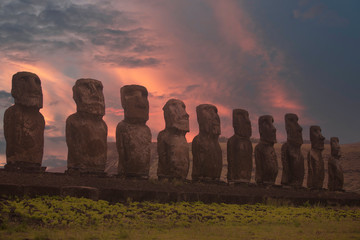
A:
211;0;306;117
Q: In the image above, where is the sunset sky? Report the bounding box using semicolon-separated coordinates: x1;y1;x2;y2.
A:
0;0;359;167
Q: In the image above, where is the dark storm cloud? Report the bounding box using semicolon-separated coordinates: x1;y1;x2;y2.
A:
0;90;13;108
42;155;66;168
47;136;66;143
0;130;5;154
293;3;348;26
0;90;12;99
0;0;160;67
49;100;59;106
185;84;201;92
94;55;161;68
45;125;59;132
148;92;166;100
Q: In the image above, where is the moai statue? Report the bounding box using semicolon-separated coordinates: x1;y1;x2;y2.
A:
281;113;304;188
328;137;344;191
66;79;107;174
227;109;253;183
4;72;45;172
116;85;151;179
254;115;278;185
157;99;190;180
307;126;325;189
192;104;222;182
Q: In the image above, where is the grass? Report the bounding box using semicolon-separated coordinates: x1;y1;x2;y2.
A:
1;196;359;239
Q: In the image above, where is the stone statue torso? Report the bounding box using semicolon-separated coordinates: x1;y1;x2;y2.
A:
4;104;45;165
157;129;189;179
281;142;304;187
307;149;324;189
192;134;222;181
328;156;344;191
227;135;253;182
66;112;107;172
116;121;151;178
254;141;278;184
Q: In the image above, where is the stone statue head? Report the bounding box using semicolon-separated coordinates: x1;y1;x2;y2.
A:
258;115;276;144
233;109;251;138
285;113;303;146
330;137;341;157
11;72;43;109
310;125;325;150
121;85;149;124
163;99;189;132
196;104;221;136
73;79;105;116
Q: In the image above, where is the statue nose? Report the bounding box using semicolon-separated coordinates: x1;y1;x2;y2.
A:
89;84;97;93
29;78;41;93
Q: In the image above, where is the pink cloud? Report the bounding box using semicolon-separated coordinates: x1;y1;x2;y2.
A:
0;0;314;148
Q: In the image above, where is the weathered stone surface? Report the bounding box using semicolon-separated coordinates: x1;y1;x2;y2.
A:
328;137;344;191
61;186;99;201
227;109;253;183
116;85;151;179
157;99;190;180
66;79;107;174
254;115;278;185
4;72;45;171
1;170;360;206
121;85;149;124
192;104;222;181
307;125;325;189
281;113;304;187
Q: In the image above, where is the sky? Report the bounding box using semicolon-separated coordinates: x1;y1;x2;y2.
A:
0;0;359;167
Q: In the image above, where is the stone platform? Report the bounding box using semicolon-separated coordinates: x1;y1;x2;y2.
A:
0;170;359;206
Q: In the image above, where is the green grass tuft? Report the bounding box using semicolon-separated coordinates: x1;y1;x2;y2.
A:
0;196;359;239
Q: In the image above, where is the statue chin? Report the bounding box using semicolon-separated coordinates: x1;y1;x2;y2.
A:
288;137;303;146
77;104;105;116
171;122;189;132
16;97;43;109
313;142;324;150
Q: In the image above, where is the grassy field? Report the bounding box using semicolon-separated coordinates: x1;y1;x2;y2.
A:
1;196;359;240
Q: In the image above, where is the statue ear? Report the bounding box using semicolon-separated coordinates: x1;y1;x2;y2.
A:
11;88;17;98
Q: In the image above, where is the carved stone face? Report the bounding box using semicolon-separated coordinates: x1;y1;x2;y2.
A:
73;79;105;116
121;85;149;124
330;137;341;157
11;72;43;109
310;126;325;150
259;115;276;144
233;109;251;138
285;113;303;146
196;104;221;136
163;99;189;132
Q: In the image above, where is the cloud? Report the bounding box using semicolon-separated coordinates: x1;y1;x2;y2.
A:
0;0;161;66
94;55;161;68
45;124;60;132
42;155;67;169
0;90;13;108
185;84;201;92
0;139;5;154
0;0;316;145
293;3;348;26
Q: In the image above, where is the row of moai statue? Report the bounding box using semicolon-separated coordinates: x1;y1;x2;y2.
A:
3;72;344;191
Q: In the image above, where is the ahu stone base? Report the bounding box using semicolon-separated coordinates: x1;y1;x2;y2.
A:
0;170;359;206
